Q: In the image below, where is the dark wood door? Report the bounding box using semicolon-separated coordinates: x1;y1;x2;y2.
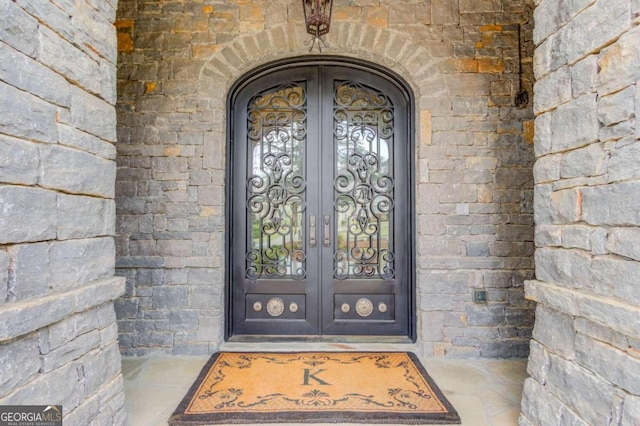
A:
229;64;412;338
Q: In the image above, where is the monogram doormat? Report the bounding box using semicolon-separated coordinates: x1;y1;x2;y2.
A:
169;352;460;425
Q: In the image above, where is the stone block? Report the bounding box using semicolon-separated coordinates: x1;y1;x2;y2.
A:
575;333;640;395
607;140;640;183
467;242;490;257
72;0;117;63
0;186;57;244
535;248;592;290
152;286;189;309
479;339;530;358
58;123;117;160
40;307;99;354
37;26;103;98
560;225;593;251
0;360;83;411
466;305;505;327
7;243;50;302
70;85;117;142
560;143;607;179
82;343;122;397
582;182;640;226
564;0;630;65
0;135;40;185
526;340;550;385
547;93;599;155
0;42;70;107
0;82;57;144
168;310;199;331
0;334;40;399
533;154;560;184
592;256;640;305
57;194;115;240
438;184;477;203
520;377;589;426
418;236;464;257
41;329;101;373
49;238;115;292
622;395;640;426
534;112;552;157
532;305;576;359
574;318;629;353
535;225;562;247
598;85;635;127
0;1;39;56
114;298;139;319
607;227;640;260
571;54;598;97
545;351;617;425
445;74;491;96
549;188;582;224
432;0;459;25
598;25;640;96
534;65;572;114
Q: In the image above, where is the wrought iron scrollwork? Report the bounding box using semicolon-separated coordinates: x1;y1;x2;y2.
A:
333;81;395;280
246;84;307;280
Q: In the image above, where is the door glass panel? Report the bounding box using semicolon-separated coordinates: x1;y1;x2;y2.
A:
333;81;395;280
246;83;307;280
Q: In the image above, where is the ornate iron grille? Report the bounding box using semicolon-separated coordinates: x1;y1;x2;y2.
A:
333;81;395;280
245;83;307;280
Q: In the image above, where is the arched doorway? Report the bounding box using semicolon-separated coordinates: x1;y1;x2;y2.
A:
226;58;415;341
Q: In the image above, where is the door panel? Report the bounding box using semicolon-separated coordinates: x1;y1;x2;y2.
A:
232;67;320;335
230;64;411;338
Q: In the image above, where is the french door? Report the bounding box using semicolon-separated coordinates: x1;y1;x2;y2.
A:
229;63;413;339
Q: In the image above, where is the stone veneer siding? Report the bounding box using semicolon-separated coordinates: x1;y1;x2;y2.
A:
0;0;126;424
115;0;536;357
520;0;640;424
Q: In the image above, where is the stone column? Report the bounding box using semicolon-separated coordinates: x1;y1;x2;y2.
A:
520;0;640;423
0;0;126;423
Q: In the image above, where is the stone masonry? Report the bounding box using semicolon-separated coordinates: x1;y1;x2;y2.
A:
520;0;640;424
115;0;536;357
0;0;126;424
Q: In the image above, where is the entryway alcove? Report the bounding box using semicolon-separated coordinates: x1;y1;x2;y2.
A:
225;58;416;341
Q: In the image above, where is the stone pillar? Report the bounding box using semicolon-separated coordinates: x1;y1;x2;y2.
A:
521;0;640;423
0;0;126;423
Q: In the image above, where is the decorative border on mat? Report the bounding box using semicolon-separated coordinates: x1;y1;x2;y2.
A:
169;352;461;425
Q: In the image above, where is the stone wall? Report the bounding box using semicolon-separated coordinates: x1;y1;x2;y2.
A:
115;0;536;357
0;0;126;423
520;0;640;424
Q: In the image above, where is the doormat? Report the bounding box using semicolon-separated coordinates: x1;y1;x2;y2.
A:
169;352;460;425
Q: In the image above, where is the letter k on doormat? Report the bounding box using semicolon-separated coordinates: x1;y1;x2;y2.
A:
169;352;460;424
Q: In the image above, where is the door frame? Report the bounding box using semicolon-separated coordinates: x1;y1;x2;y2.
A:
225;56;416;342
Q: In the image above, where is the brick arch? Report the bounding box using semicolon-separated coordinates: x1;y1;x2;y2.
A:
196;22;435;103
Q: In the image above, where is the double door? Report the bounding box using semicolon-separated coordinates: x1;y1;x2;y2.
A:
230;64;412;338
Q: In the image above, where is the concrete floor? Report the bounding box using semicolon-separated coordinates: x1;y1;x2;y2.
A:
123;342;528;426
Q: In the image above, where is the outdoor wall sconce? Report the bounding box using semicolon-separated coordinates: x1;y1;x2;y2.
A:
303;0;333;52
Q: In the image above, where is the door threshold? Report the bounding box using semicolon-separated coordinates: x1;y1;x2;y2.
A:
227;335;413;344
221;337;420;354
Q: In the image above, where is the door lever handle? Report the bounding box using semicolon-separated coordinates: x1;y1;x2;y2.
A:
309;215;317;247
323;214;331;247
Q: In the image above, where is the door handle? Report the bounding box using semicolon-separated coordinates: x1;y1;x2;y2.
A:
309;215;317;247
323;214;331;247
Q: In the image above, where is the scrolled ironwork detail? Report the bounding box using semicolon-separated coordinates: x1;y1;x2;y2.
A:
333;81;395;280
246;83;307;280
